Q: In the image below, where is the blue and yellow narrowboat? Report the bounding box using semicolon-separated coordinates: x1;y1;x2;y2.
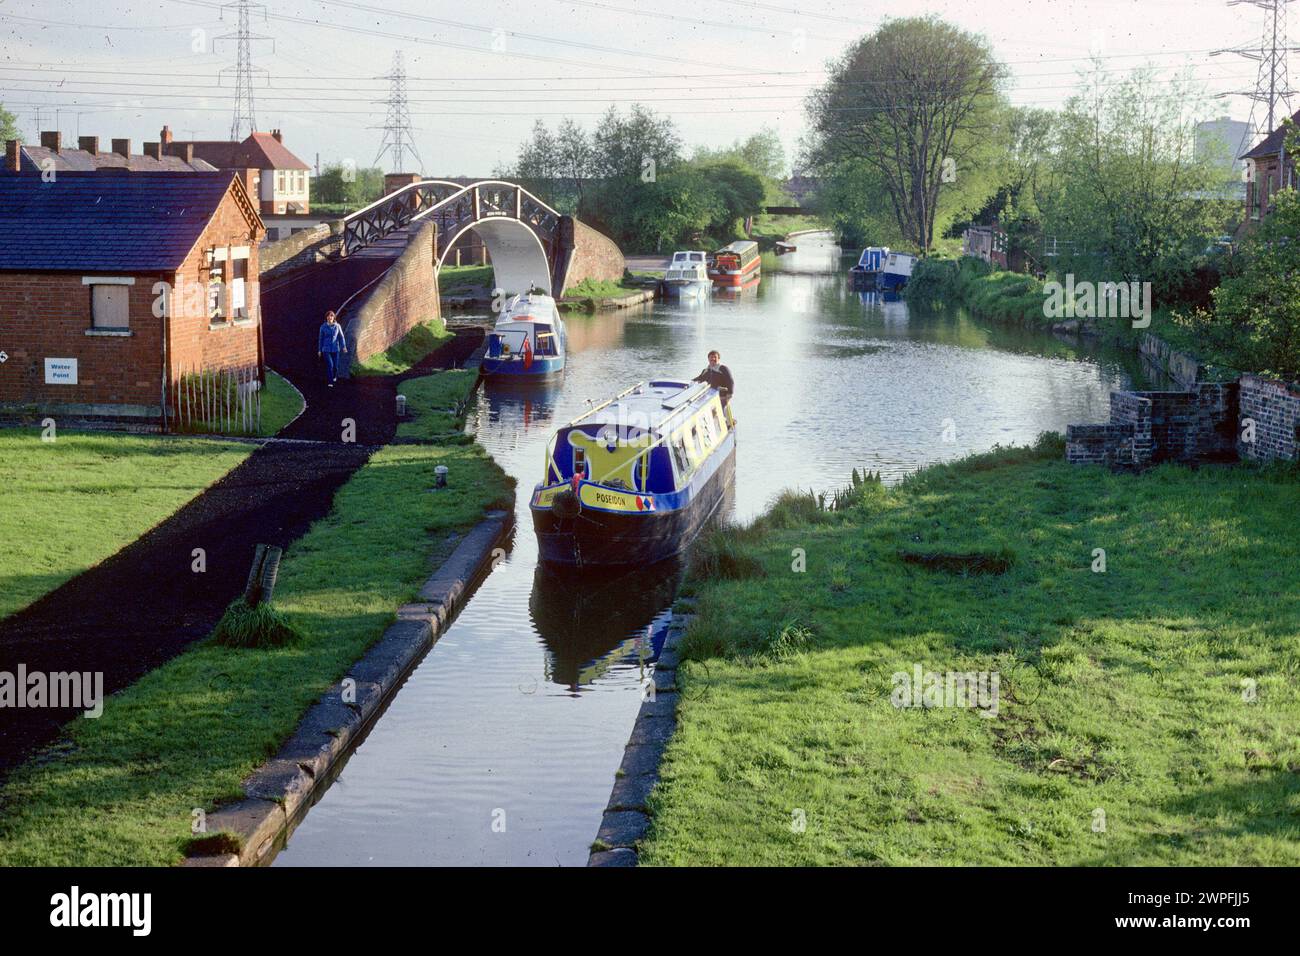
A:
530;379;736;567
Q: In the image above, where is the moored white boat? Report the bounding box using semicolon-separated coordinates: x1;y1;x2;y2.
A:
663;250;711;298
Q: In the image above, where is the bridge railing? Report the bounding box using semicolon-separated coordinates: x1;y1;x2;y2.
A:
340;179;562;258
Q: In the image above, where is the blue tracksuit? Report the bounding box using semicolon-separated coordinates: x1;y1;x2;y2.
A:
318;322;346;383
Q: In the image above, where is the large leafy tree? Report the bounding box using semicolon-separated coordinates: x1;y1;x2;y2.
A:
1039;64;1235;299
805;16;1004;253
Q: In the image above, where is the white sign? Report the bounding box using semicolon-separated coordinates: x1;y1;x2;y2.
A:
45;358;78;385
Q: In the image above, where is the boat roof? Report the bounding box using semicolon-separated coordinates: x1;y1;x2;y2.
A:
716;240;758;255
565;380;716;435
500;290;558;322
671;250;707;260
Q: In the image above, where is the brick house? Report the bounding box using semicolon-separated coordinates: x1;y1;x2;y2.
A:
3;130;218;176
167;127;312;214
0;172;265;427
1240;108;1300;228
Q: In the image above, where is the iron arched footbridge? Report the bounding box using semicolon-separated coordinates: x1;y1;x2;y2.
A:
340;179;569;294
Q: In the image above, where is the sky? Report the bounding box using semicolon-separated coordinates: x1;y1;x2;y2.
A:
0;0;1287;176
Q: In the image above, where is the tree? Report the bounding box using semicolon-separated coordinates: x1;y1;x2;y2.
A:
805;17;1004;253
314;163;385;207
0;103;20;144
1179;121;1300;380
1040;63;1235;300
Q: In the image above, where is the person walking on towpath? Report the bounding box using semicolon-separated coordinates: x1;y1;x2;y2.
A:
317;310;348;387
692;349;734;404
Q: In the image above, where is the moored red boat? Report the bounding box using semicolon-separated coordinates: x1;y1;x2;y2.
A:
707;240;761;287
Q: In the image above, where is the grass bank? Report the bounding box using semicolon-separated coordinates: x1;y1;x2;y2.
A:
352;319;453;377
0;374;513;865
396;370;478;444
439;264;494;294
908;256;1050;328
0;432;252;622
640;438;1300;865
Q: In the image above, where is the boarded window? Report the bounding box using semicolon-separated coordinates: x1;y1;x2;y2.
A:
91;284;129;329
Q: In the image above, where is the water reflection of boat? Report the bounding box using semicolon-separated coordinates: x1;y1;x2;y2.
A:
529;558;684;688
480;373;563;431
531;379;737;567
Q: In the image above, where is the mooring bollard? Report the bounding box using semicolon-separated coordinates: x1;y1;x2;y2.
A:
434;465;449;488
396;393;407;417
243;544;284;606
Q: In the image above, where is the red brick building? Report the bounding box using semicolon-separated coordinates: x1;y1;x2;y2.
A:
0;172;265;427
167;127;312;215
1241;109;1300;228
3;130;218;175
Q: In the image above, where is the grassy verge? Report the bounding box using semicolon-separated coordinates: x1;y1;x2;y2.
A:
0;431;251;622
640;438;1300;865
396;370;478;444
258;370;305;434
908;256;1050;327
439;264;494;294
352;319;453;377
0;437;513;865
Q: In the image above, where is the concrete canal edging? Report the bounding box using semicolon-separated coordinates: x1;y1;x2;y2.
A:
183;508;514;868
587;599;695;867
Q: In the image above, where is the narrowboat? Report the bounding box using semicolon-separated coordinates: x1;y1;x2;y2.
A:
530;379;736;567
878;251;917;291
707;240;761;287
775;240;797;255
850;246;890;288
663;250;711;298
481;290;566;377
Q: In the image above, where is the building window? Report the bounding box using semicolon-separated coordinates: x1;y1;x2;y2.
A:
231;257;248;319
91;283;129;329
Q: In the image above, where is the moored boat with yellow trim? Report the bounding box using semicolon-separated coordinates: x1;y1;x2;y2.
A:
530;379;736;567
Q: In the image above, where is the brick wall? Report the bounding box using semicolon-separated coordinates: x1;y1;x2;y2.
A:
1138;333;1201;389
1238;374;1300;463
167;189;263;380
260;220;343;281
558;217;625;293
344;220;441;364
0;271;165;414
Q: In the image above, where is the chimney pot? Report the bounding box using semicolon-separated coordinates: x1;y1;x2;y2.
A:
272;129;283;143
40;130;62;153
161;125;173;145
5;139;21;173
112;138;131;158
145;141;162;161
79;136;99;154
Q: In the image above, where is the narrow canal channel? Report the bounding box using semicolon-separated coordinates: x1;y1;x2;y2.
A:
273;235;1146;866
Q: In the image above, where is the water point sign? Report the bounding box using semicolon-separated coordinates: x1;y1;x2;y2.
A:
45;358;77;385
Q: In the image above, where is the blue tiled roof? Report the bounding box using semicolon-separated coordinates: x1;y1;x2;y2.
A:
0;172;240;272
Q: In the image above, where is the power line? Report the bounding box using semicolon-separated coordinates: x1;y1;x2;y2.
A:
1215;0;1299;131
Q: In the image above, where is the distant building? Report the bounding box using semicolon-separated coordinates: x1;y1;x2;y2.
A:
962;222;1008;269
167;127;312;215
0;172;265;426
3;130;218;175
1196;116;1253;178
1240;109;1300;227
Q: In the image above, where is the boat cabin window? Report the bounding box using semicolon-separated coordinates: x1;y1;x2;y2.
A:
534;330;557;356
572;446;586;479
711;407;724;436
691;425;705;457
670;436;691;481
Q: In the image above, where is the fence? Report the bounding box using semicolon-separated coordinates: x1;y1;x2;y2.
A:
170;364;263;435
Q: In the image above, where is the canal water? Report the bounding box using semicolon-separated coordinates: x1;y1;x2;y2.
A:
274;235;1144;866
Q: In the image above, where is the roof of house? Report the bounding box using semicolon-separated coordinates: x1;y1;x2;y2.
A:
1241;109;1300;160
4;145;218;174
179;132;311;171
0;172;258;272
